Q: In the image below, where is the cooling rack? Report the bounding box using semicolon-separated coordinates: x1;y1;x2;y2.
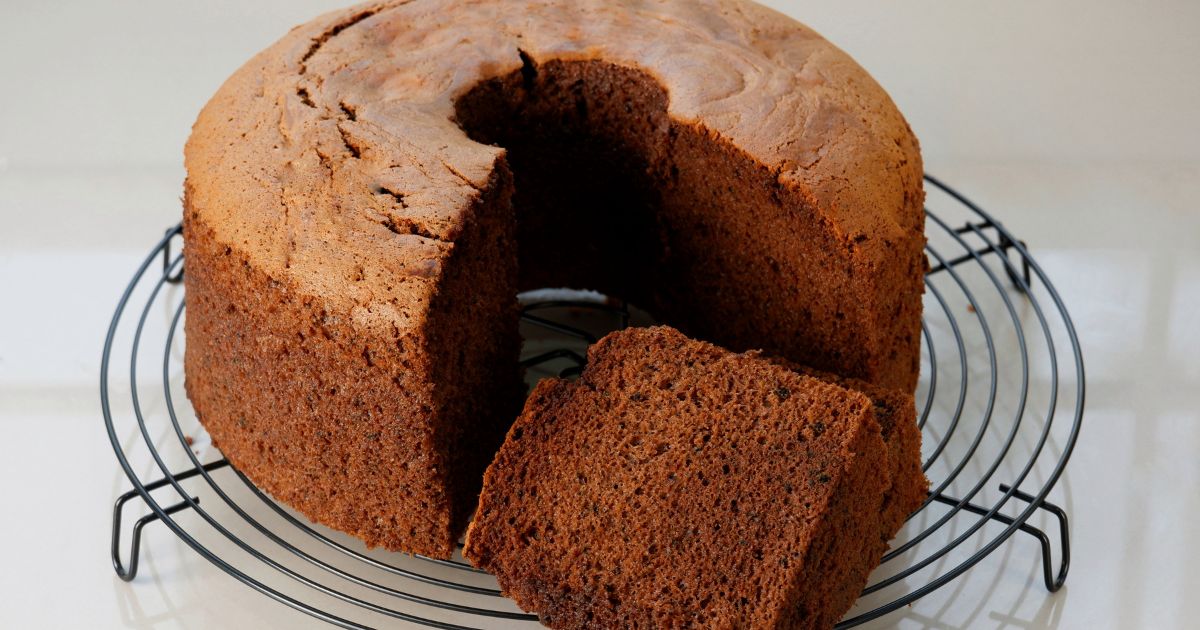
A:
102;174;1083;628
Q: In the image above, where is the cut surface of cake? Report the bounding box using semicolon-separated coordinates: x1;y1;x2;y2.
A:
464;326;900;629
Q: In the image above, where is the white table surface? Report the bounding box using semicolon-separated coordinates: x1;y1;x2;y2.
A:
2;1;1198;629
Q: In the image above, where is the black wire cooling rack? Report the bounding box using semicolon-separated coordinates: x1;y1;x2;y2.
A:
102;175;1084;629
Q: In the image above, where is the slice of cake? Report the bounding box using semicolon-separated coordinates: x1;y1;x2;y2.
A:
767;359;929;541
463;326;894;629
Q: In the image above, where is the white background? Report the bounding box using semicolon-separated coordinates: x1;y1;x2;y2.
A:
1;1;1198;628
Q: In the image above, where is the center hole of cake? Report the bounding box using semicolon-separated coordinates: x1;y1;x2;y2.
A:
455;54;864;386
454;56;671;304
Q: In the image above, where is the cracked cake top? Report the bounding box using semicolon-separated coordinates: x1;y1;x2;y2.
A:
184;0;921;337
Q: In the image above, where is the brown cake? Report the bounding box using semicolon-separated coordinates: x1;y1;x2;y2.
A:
463;326;898;629
183;0;925;556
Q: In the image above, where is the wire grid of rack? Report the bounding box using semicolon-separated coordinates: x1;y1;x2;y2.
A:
102;175;1083;628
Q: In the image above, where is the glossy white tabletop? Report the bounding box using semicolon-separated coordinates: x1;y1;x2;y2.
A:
2;1;1197;628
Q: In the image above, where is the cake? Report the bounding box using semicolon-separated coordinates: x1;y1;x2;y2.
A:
463;326;899;629
183;0;925;557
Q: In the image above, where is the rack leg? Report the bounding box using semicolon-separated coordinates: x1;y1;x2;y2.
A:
1000;484;1071;592
110;460;230;581
930;484;1070;592
111;494;198;581
162;226;185;284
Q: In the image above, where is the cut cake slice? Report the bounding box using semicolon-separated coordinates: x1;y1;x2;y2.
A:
464;326;906;629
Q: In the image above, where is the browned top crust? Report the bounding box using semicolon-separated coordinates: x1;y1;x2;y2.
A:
185;0;922;340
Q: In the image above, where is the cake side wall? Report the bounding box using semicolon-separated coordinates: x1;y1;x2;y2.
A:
182;203;460;557
861;170;926;393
